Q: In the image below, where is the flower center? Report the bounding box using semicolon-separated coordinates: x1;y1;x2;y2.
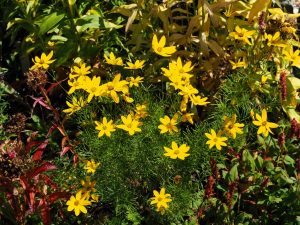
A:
157;47;162;52
157;197;163;202
262;121;267;126
74;200;79;206
108;85;114;91
174;149;180;155
213;138;218;143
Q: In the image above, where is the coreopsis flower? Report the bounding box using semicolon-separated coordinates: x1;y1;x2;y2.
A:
85;76;103;103
122;90;134;103
283;48;300;68
103;74;128;103
67;76;89;95
229;58;247;69
229;26;256;45
66;191;91;216
104;52;123;66
90;194;100;203
178;85;198;97
152;34;176;57
169;57;194;78
164;141;190;160
205;129;228;150
95;117;116;137
150;188;172;214
69;63;91;79
264;32;287;48
63;97;85;115
252;109;279;137
134;104;148;119
30;51;55;70
117;114;141;135
124;60;145;69
223;114;244;139
181;112;194;124
80;176;96;194
84;159;101;174
158;114;179;134
190;95;209;106
127;76;144;87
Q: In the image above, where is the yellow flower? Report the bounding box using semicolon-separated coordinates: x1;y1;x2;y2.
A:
127;76;144;87
181;112;194;124
252;109;279;137
84;159;101;174
152;34;176;57
158;114;179;134
190;95;209;106
169;57;194;76
205;129;228;150
103;74;128;103
229;58;247;69
80;176;96;194
66;191;91;216
283;48;300;68
264;32;287;48
63;97;85;115
95;117;116;137
134;104;148;119
229;26;256;45
124;60;145;69
104;52;123;66
150;188;172;214
223;114;244;139
30;51;55;70
47;41;55;47
69;63;91;79
85;76;103;103
67;76;89;95
117;114;142;135
164;141;190;160
90;194;100;203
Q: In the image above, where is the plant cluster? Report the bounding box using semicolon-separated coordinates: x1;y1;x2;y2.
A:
1;0;300;224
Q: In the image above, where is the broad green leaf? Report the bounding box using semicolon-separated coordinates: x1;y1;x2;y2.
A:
283;155;295;166
37;12;65;35
248;0;271;21
229;163;239;182
76;15;100;33
242;150;255;172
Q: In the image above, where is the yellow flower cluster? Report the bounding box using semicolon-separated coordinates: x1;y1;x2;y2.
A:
66;160;100;216
205;114;244;151
95;104;148;137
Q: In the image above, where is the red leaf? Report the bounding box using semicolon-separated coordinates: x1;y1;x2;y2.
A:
46;124;58;138
39;198;51;225
60;146;70;156
73;154;78;166
31;96;51;110
19;176;31;190
26;140;43;154
46;78;67;94
32;140;49;161
39;174;58;190
48;192;70;204
27;162;57;179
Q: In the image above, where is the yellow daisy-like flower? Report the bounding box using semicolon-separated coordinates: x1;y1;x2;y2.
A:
124;60;145;69
134;104;148;119
85;76;103;103
104;52;123;66
117;114;142;135
66;191;91;216
30;51;55;70
103;74;129;103
252;109;279;137
223;114;244;139
63;96;85;115
190;95;209;106
80;176;96;194
181;112;194;124
205;129;228;151
150;188;172;214
84;159;101;174
264;32;287;48
95;117;116;137
164;141;190;160
127;76;144;87
152;34;177;57
283;48;300;68
229;58;247;69
158;114;179;134
69;63;91;79
229;26;256;45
